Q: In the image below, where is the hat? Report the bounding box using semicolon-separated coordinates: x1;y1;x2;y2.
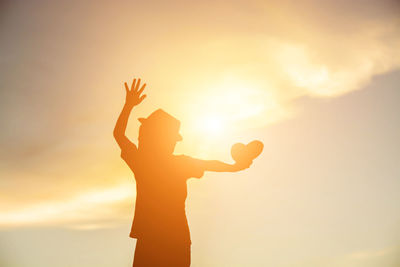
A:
138;109;183;141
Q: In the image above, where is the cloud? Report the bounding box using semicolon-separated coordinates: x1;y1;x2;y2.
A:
336;245;400;267
139;0;400;133
290;245;400;267
0;182;134;228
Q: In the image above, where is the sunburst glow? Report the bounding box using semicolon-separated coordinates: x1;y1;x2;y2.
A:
198;115;225;136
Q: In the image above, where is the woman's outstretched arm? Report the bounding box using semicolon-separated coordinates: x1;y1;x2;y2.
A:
113;78;147;150
202;159;252;173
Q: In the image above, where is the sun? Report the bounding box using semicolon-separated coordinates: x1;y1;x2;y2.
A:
198;115;226;136
179;77;273;149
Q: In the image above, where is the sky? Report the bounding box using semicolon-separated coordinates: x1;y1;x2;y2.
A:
0;0;400;266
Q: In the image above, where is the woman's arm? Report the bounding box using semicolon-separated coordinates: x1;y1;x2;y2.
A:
113;104;135;149
113;78;147;150
202;160;252;173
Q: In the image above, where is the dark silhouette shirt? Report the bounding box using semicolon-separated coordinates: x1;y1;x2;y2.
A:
121;146;205;244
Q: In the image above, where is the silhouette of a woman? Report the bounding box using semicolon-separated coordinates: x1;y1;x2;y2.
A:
114;78;253;267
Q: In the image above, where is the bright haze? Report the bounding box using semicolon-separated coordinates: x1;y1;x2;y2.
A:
1;0;400;266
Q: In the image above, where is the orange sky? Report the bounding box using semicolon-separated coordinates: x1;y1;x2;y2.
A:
1;0;400;266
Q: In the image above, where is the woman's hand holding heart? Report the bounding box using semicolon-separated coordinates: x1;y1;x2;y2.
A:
230;140;264;171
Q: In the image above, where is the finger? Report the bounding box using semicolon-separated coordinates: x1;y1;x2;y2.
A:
135;78;141;92
124;82;129;93
138;94;147;103
131;78;136;91
138;83;146;95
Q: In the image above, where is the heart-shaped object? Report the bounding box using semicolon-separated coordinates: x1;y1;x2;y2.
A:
231;140;264;163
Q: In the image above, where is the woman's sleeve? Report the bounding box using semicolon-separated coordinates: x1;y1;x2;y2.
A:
178;155;206;179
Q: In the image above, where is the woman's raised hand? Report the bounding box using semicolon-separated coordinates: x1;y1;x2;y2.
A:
124;78;147;108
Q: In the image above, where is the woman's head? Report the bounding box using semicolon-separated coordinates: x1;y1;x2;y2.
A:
138;109;182;156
